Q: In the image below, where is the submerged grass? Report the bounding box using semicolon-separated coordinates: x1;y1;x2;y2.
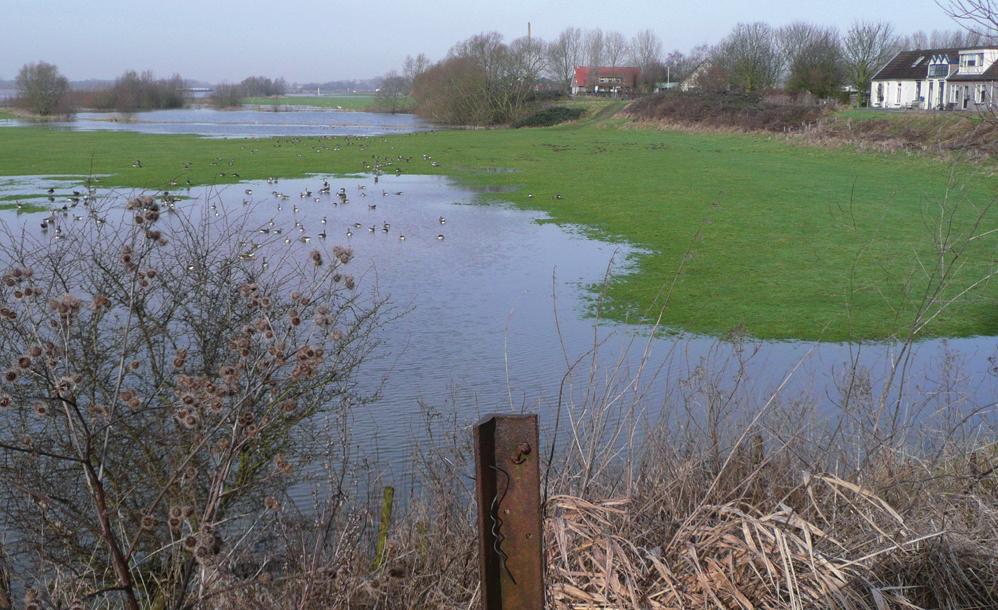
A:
0;117;994;341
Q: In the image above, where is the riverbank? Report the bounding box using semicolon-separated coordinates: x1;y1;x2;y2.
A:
0;116;994;341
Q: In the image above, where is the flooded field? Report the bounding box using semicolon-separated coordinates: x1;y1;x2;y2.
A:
1;171;995;486
0;106;433;138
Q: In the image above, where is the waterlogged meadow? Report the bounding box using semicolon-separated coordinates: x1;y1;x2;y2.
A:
0;108;995;608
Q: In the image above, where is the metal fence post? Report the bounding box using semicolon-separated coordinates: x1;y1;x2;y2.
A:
474;414;544;609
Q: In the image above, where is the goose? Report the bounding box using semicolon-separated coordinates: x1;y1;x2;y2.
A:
353;222;362;228
47;187;55;194
321;216;327;225
262;257;269;270
368;204;376;211
284;237;291;245
368;225;376;233
554;193;563;200
318;230;327;239
132;160;143;168
245;189;253;195
436;234;445;240
299;235;311;244
527;193;534;199
438;216;446;225
346;229;353;238
399;234;406;241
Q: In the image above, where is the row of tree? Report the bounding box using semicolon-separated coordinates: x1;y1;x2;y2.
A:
11;64;290;115
390;1;997;125
210;75;288;107
81;71;186;112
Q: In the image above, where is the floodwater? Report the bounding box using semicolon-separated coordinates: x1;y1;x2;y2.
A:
0;107;433;138
0;173;996;488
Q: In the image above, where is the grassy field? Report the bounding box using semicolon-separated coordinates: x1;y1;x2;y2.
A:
0;119;994;341
242;94;412;112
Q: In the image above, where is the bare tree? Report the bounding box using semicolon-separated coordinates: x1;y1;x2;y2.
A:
15;61;71;116
413;32;539;124
843;21;901;105
510;35;547;83
547;27;584;92
375;70;409;113
630;29;663;72
402;53;430;89
585;28;606;67
715;23;782;92
781;26;844;98
939;0;998;40
604;31;630;68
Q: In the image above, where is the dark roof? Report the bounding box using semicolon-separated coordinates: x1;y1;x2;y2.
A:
872;49;961;80
947;61;998;81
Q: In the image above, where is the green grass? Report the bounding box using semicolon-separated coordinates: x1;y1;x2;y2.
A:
0;110;16;120
835;107;985;125
242;95;407;111
0;121;994;341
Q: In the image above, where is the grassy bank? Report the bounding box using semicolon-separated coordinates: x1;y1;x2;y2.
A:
0;120;994;340
242;94;407;111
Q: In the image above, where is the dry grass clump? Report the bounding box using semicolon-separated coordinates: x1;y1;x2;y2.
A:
546;452;998;610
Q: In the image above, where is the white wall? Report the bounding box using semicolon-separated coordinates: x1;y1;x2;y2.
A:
870;80;923;108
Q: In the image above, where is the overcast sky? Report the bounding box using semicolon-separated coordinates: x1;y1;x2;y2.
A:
1;0;957;83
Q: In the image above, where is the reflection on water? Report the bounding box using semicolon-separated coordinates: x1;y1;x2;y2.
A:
1;107;434;138
1;172;996;487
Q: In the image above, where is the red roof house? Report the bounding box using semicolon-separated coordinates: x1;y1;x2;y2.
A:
571;66;641;95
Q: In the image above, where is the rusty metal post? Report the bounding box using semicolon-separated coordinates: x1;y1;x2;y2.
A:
474;414;544;609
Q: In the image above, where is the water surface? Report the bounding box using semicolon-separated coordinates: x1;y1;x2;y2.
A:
0;173;995;486
0;107;433;138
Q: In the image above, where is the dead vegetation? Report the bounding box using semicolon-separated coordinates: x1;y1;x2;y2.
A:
626;91;998;160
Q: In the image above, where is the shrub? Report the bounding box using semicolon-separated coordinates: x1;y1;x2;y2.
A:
0;197;383;609
626;90;829;132
512;106;585;128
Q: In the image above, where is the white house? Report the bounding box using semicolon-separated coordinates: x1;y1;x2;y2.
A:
870;47;998;111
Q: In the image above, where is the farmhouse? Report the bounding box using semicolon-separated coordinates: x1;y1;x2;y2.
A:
870;47;998;110
571;66;640;96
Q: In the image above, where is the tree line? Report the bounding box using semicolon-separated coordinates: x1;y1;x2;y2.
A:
387;6;995;125
10;64;289;115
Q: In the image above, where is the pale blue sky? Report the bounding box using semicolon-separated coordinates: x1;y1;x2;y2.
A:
2;0;954;83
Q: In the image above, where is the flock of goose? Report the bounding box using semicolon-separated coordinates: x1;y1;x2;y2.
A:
25;163;450;256
16;151;462;256
241;176;448;249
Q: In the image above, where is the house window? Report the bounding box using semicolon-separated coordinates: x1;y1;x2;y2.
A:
911;56;926;67
928;64;948;78
916;81;922;100
896;82;902;104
